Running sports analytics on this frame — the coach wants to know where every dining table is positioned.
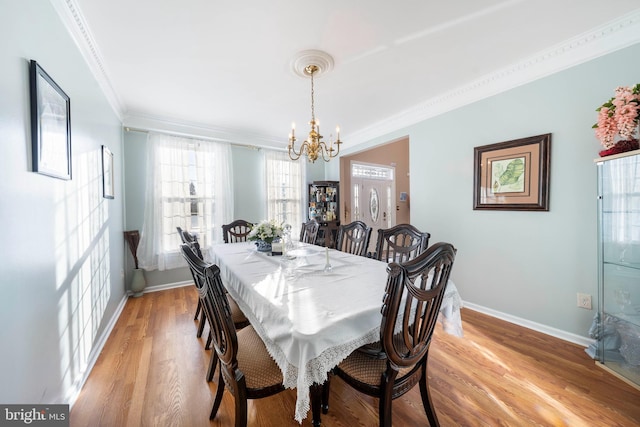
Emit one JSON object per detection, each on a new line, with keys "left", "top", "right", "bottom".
{"left": 209, "top": 241, "right": 463, "bottom": 424}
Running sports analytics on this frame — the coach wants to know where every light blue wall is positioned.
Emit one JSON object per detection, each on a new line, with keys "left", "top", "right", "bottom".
{"left": 0, "top": 0, "right": 125, "bottom": 404}
{"left": 349, "top": 42, "right": 640, "bottom": 337}
{"left": 231, "top": 145, "right": 266, "bottom": 222}
{"left": 306, "top": 158, "right": 326, "bottom": 183}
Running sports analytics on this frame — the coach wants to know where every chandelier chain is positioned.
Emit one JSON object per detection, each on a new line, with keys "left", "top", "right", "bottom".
{"left": 310, "top": 69, "right": 315, "bottom": 123}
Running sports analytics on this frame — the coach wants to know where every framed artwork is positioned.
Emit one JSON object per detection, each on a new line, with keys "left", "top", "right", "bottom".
{"left": 102, "top": 145, "right": 114, "bottom": 199}
{"left": 473, "top": 134, "right": 551, "bottom": 211}
{"left": 29, "top": 60, "right": 71, "bottom": 180}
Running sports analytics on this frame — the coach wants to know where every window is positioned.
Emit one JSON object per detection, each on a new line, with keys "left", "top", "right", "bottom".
{"left": 264, "top": 150, "right": 305, "bottom": 236}
{"left": 352, "top": 162, "right": 394, "bottom": 180}
{"left": 138, "top": 132, "right": 233, "bottom": 271}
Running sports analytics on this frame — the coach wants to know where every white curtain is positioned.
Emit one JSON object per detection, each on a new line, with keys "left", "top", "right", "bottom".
{"left": 264, "top": 150, "right": 306, "bottom": 236}
{"left": 138, "top": 132, "right": 233, "bottom": 271}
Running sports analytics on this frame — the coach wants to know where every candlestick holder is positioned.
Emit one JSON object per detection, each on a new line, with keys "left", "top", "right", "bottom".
{"left": 324, "top": 247, "right": 332, "bottom": 273}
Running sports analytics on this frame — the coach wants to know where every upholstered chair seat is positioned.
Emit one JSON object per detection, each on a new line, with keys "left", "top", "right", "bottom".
{"left": 235, "top": 326, "right": 284, "bottom": 389}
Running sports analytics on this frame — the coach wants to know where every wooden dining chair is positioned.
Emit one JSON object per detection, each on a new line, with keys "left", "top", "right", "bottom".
{"left": 179, "top": 229, "right": 249, "bottom": 359}
{"left": 181, "top": 243, "right": 251, "bottom": 382}
{"left": 300, "top": 220, "right": 320, "bottom": 245}
{"left": 177, "top": 226, "right": 199, "bottom": 246}
{"left": 222, "top": 219, "right": 253, "bottom": 243}
{"left": 335, "top": 221, "right": 372, "bottom": 257}
{"left": 332, "top": 242, "right": 457, "bottom": 427}
{"left": 177, "top": 227, "right": 207, "bottom": 336}
{"left": 373, "top": 223, "right": 430, "bottom": 263}
{"left": 180, "top": 243, "right": 286, "bottom": 426}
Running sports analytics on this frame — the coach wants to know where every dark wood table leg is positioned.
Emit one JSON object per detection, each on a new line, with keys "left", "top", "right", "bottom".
{"left": 310, "top": 383, "right": 323, "bottom": 427}
{"left": 322, "top": 374, "right": 331, "bottom": 414}
{"left": 310, "top": 373, "right": 332, "bottom": 426}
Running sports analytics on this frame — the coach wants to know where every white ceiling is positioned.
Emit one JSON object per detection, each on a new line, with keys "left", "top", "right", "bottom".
{"left": 57, "top": 0, "right": 640, "bottom": 149}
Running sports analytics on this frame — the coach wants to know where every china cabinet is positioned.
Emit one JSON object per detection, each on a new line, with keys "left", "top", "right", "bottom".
{"left": 596, "top": 150, "right": 640, "bottom": 390}
{"left": 308, "top": 181, "right": 340, "bottom": 247}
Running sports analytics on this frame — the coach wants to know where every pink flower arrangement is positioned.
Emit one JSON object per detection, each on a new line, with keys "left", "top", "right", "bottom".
{"left": 594, "top": 84, "right": 640, "bottom": 149}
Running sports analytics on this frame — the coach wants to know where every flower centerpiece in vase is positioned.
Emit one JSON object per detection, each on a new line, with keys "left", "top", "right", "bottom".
{"left": 594, "top": 84, "right": 640, "bottom": 157}
{"left": 247, "top": 220, "right": 284, "bottom": 253}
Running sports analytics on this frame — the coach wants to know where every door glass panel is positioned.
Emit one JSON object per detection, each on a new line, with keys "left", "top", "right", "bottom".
{"left": 370, "top": 188, "right": 379, "bottom": 222}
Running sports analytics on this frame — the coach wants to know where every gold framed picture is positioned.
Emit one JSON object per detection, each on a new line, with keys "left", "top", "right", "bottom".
{"left": 473, "top": 134, "right": 551, "bottom": 211}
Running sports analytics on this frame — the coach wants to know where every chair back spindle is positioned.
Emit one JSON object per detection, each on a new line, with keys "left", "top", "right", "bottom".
{"left": 222, "top": 220, "right": 253, "bottom": 243}
{"left": 374, "top": 223, "right": 430, "bottom": 263}
{"left": 336, "top": 221, "right": 372, "bottom": 257}
{"left": 300, "top": 220, "right": 320, "bottom": 245}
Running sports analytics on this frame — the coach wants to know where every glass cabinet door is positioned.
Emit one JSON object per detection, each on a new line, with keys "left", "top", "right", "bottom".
{"left": 597, "top": 153, "right": 640, "bottom": 386}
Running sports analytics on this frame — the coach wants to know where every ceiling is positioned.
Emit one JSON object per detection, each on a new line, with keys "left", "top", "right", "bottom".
{"left": 59, "top": 0, "right": 640, "bottom": 150}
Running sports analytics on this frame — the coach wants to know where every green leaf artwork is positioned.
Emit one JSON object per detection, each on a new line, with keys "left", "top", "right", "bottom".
{"left": 491, "top": 157, "right": 525, "bottom": 193}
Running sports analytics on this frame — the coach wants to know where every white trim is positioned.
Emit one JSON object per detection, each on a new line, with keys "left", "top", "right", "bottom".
{"left": 49, "top": 0, "right": 125, "bottom": 120}
{"left": 132, "top": 280, "right": 192, "bottom": 295}
{"left": 54, "top": 1, "right": 640, "bottom": 148}
{"left": 347, "top": 10, "right": 640, "bottom": 146}
{"left": 123, "top": 113, "right": 283, "bottom": 148}
{"left": 65, "top": 282, "right": 596, "bottom": 408}
{"left": 463, "top": 302, "right": 595, "bottom": 348}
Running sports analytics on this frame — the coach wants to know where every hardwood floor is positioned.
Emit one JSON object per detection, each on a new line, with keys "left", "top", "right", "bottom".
{"left": 70, "top": 286, "right": 640, "bottom": 426}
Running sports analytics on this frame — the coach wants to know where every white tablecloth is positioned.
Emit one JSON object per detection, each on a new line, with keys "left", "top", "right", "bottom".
{"left": 210, "top": 242, "right": 463, "bottom": 423}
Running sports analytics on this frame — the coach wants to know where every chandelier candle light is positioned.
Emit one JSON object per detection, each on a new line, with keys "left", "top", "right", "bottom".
{"left": 288, "top": 61, "right": 342, "bottom": 163}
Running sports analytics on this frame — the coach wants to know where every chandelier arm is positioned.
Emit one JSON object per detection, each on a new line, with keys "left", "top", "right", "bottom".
{"left": 318, "top": 141, "right": 339, "bottom": 162}
{"left": 288, "top": 139, "right": 306, "bottom": 161}
{"left": 320, "top": 142, "right": 331, "bottom": 163}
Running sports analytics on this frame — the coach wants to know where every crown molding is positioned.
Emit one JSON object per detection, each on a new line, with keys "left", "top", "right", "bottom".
{"left": 53, "top": 0, "right": 640, "bottom": 147}
{"left": 347, "top": 9, "right": 640, "bottom": 146}
{"left": 122, "top": 112, "right": 284, "bottom": 148}
{"left": 50, "top": 0, "right": 125, "bottom": 120}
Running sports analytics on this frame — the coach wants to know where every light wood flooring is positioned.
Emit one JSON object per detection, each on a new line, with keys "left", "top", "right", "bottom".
{"left": 70, "top": 286, "right": 640, "bottom": 426}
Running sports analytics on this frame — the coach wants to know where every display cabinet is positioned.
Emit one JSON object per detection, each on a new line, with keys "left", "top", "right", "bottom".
{"left": 596, "top": 150, "right": 640, "bottom": 389}
{"left": 308, "top": 181, "right": 340, "bottom": 248}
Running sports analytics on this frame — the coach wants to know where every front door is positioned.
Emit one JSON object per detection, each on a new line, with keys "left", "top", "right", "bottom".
{"left": 350, "top": 162, "right": 396, "bottom": 254}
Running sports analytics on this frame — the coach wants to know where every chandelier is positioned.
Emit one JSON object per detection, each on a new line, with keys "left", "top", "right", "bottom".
{"left": 288, "top": 60, "right": 342, "bottom": 163}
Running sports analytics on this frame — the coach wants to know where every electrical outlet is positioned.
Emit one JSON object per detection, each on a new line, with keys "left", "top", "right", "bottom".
{"left": 577, "top": 293, "right": 592, "bottom": 310}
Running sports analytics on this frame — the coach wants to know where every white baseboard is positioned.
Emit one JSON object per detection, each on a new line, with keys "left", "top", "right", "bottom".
{"left": 463, "top": 302, "right": 595, "bottom": 348}
{"left": 67, "top": 284, "right": 594, "bottom": 408}
{"left": 66, "top": 293, "right": 128, "bottom": 408}
{"left": 138, "top": 280, "right": 192, "bottom": 294}
{"left": 67, "top": 279, "right": 194, "bottom": 408}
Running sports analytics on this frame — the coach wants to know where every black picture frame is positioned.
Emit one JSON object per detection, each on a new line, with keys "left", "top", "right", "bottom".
{"left": 102, "top": 145, "right": 114, "bottom": 199}
{"left": 473, "top": 134, "right": 551, "bottom": 211}
{"left": 30, "top": 60, "right": 71, "bottom": 180}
